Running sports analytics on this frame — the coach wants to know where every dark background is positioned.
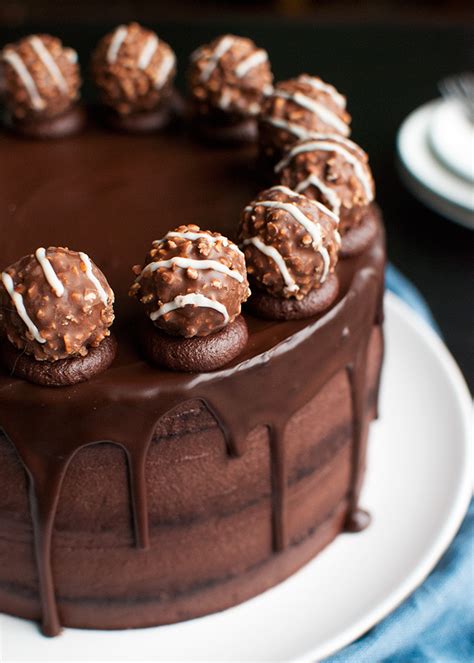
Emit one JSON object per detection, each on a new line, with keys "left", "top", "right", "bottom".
{"left": 1, "top": 1, "right": 473, "bottom": 390}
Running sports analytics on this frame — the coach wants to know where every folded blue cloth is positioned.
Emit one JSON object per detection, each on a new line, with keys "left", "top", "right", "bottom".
{"left": 385, "top": 263, "right": 441, "bottom": 335}
{"left": 326, "top": 264, "right": 473, "bottom": 663}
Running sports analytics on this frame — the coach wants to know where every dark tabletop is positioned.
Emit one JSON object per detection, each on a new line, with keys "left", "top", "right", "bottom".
{"left": 2, "top": 19, "right": 473, "bottom": 390}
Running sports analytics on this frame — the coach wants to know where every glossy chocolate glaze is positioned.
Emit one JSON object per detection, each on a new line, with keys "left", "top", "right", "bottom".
{"left": 0, "top": 121, "right": 384, "bottom": 636}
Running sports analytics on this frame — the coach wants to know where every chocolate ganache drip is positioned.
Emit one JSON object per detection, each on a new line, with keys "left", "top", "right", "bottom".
{"left": 0, "top": 71, "right": 384, "bottom": 632}
{"left": 0, "top": 249, "right": 383, "bottom": 635}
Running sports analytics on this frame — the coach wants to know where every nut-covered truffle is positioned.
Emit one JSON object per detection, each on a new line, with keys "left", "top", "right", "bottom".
{"left": 276, "top": 134, "right": 375, "bottom": 234}
{"left": 238, "top": 185, "right": 340, "bottom": 300}
{"left": 1, "top": 34, "right": 80, "bottom": 120}
{"left": 91, "top": 22, "right": 176, "bottom": 115}
{"left": 0, "top": 247, "right": 114, "bottom": 362}
{"left": 259, "top": 74, "right": 350, "bottom": 162}
{"left": 188, "top": 34, "right": 273, "bottom": 120}
{"left": 130, "top": 225, "right": 250, "bottom": 338}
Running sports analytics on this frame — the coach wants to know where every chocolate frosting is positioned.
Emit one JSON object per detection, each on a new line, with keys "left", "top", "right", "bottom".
{"left": 4, "top": 104, "right": 86, "bottom": 139}
{"left": 0, "top": 126, "right": 384, "bottom": 636}
{"left": 248, "top": 272, "right": 339, "bottom": 320}
{"left": 1, "top": 333, "right": 117, "bottom": 386}
{"left": 141, "top": 315, "right": 248, "bottom": 371}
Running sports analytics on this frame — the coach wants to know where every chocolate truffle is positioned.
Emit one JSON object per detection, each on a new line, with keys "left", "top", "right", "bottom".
{"left": 130, "top": 225, "right": 250, "bottom": 338}
{"left": 238, "top": 185, "right": 340, "bottom": 301}
{"left": 259, "top": 74, "right": 350, "bottom": 163}
{"left": 276, "top": 134, "right": 375, "bottom": 235}
{"left": 188, "top": 34, "right": 273, "bottom": 141}
{"left": 91, "top": 22, "right": 177, "bottom": 124}
{"left": 0, "top": 247, "right": 114, "bottom": 362}
{"left": 1, "top": 34, "right": 82, "bottom": 136}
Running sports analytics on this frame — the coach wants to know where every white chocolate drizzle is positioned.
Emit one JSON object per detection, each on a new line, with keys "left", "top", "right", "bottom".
{"left": 311, "top": 199, "right": 340, "bottom": 224}
{"left": 200, "top": 35, "right": 235, "bottom": 82}
{"left": 2, "top": 50, "right": 45, "bottom": 110}
{"left": 294, "top": 173, "right": 342, "bottom": 214}
{"left": 235, "top": 50, "right": 268, "bottom": 78}
{"left": 265, "top": 185, "right": 337, "bottom": 227}
{"left": 190, "top": 46, "right": 203, "bottom": 62}
{"left": 29, "top": 36, "right": 68, "bottom": 94}
{"left": 65, "top": 48, "right": 78, "bottom": 64}
{"left": 35, "top": 248, "right": 65, "bottom": 297}
{"left": 276, "top": 138, "right": 373, "bottom": 201}
{"left": 218, "top": 89, "right": 232, "bottom": 110}
{"left": 248, "top": 101, "right": 261, "bottom": 116}
{"left": 107, "top": 26, "right": 128, "bottom": 64}
{"left": 140, "top": 257, "right": 244, "bottom": 283}
{"left": 138, "top": 35, "right": 158, "bottom": 70}
{"left": 243, "top": 237, "right": 298, "bottom": 293}
{"left": 247, "top": 186, "right": 335, "bottom": 284}
{"left": 154, "top": 50, "right": 175, "bottom": 89}
{"left": 150, "top": 293, "right": 229, "bottom": 324}
{"left": 269, "top": 185, "right": 338, "bottom": 222}
{"left": 79, "top": 252, "right": 109, "bottom": 305}
{"left": 298, "top": 75, "right": 346, "bottom": 108}
{"left": 319, "top": 246, "right": 331, "bottom": 282}
{"left": 0, "top": 272, "right": 46, "bottom": 344}
{"left": 261, "top": 116, "right": 315, "bottom": 140}
{"left": 273, "top": 90, "right": 350, "bottom": 136}
{"left": 254, "top": 198, "right": 323, "bottom": 247}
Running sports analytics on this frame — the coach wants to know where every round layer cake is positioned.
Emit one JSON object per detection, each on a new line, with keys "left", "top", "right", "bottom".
{"left": 0, "top": 116, "right": 384, "bottom": 634}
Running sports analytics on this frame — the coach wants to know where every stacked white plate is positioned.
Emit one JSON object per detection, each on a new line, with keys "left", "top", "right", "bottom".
{"left": 397, "top": 98, "right": 474, "bottom": 229}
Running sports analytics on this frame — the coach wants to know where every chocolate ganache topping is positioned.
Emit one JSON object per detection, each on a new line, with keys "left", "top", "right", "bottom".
{"left": 91, "top": 22, "right": 176, "bottom": 116}
{"left": 0, "top": 28, "right": 385, "bottom": 637}
{"left": 188, "top": 34, "right": 273, "bottom": 120}
{"left": 259, "top": 74, "right": 351, "bottom": 162}
{"left": 276, "top": 134, "right": 375, "bottom": 235}
{"left": 129, "top": 225, "right": 250, "bottom": 337}
{"left": 0, "top": 247, "right": 114, "bottom": 361}
{"left": 1, "top": 34, "right": 80, "bottom": 121}
{"left": 238, "top": 185, "right": 340, "bottom": 300}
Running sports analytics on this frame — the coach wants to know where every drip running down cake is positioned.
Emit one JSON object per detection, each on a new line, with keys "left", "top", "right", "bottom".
{"left": 0, "top": 26, "right": 385, "bottom": 636}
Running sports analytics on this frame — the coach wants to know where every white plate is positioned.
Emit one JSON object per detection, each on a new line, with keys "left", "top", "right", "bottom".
{"left": 397, "top": 99, "right": 474, "bottom": 229}
{"left": 429, "top": 99, "right": 474, "bottom": 184}
{"left": 1, "top": 293, "right": 472, "bottom": 663}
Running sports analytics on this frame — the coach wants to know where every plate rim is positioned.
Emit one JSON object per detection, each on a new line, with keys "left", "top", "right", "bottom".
{"left": 396, "top": 158, "right": 474, "bottom": 230}
{"left": 396, "top": 98, "right": 474, "bottom": 229}
{"left": 429, "top": 99, "right": 474, "bottom": 184}
{"left": 296, "top": 291, "right": 473, "bottom": 662}
{"left": 2, "top": 293, "right": 472, "bottom": 663}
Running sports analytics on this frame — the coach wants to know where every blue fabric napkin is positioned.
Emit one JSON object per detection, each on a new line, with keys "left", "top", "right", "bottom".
{"left": 326, "top": 263, "right": 474, "bottom": 663}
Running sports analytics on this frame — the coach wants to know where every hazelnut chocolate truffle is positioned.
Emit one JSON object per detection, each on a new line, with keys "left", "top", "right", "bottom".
{"left": 1, "top": 34, "right": 82, "bottom": 137}
{"left": 276, "top": 134, "right": 375, "bottom": 235}
{"left": 0, "top": 247, "right": 114, "bottom": 362}
{"left": 188, "top": 34, "right": 273, "bottom": 141}
{"left": 91, "top": 22, "right": 176, "bottom": 125}
{"left": 238, "top": 185, "right": 340, "bottom": 302}
{"left": 259, "top": 74, "right": 350, "bottom": 163}
{"left": 130, "top": 225, "right": 250, "bottom": 338}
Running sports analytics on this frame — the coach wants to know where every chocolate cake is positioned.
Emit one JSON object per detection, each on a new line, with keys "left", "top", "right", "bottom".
{"left": 0, "top": 29, "right": 385, "bottom": 637}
